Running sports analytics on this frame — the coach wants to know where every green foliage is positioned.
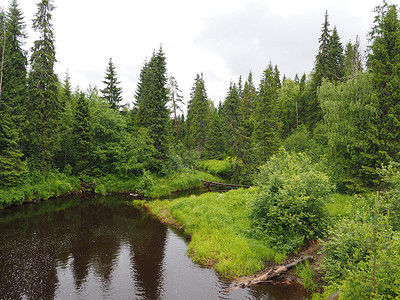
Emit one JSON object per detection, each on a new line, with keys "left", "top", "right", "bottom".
{"left": 136, "top": 169, "right": 154, "bottom": 197}
{"left": 251, "top": 148, "right": 333, "bottom": 252}
{"left": 0, "top": 171, "right": 80, "bottom": 208}
{"left": 74, "top": 92, "right": 91, "bottom": 173}
{"left": 319, "top": 72, "right": 377, "bottom": 187}
{"left": 284, "top": 125, "right": 322, "bottom": 162}
{"left": 147, "top": 188, "right": 281, "bottom": 278}
{"left": 296, "top": 260, "right": 317, "bottom": 291}
{"left": 0, "top": 111, "right": 26, "bottom": 187}
{"left": 149, "top": 169, "right": 220, "bottom": 198}
{"left": 379, "top": 162, "right": 400, "bottom": 231}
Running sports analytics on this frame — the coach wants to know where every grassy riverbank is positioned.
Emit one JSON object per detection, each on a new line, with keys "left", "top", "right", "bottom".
{"left": 0, "top": 168, "right": 221, "bottom": 209}
{"left": 0, "top": 172, "right": 80, "bottom": 209}
{"left": 146, "top": 187, "right": 285, "bottom": 278}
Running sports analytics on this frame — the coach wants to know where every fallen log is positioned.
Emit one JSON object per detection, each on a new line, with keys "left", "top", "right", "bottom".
{"left": 222, "top": 255, "right": 313, "bottom": 292}
{"left": 327, "top": 291, "right": 339, "bottom": 300}
{"left": 200, "top": 179, "right": 251, "bottom": 190}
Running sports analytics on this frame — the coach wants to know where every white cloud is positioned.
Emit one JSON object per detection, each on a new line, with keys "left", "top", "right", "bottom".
{"left": 12, "top": 0, "right": 386, "bottom": 106}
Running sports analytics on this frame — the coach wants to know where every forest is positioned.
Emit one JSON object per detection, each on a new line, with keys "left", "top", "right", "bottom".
{"left": 1, "top": 0, "right": 400, "bottom": 299}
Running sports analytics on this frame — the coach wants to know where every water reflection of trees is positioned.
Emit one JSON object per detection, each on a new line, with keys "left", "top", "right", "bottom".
{"left": 0, "top": 195, "right": 167, "bottom": 300}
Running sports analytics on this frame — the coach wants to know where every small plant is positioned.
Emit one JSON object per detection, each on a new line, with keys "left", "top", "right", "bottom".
{"left": 296, "top": 260, "right": 317, "bottom": 291}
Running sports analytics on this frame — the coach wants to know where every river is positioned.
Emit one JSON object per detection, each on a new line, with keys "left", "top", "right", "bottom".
{"left": 0, "top": 194, "right": 306, "bottom": 300}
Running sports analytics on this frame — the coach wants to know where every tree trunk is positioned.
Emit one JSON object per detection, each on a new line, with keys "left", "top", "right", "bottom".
{"left": 223, "top": 256, "right": 313, "bottom": 292}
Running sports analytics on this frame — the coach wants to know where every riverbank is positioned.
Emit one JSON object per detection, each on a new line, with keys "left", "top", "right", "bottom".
{"left": 0, "top": 169, "right": 221, "bottom": 209}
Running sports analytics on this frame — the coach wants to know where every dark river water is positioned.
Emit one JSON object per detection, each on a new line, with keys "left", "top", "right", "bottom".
{"left": 0, "top": 194, "right": 307, "bottom": 300}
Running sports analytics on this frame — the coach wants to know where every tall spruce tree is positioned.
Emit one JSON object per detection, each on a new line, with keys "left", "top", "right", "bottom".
{"left": 241, "top": 71, "right": 257, "bottom": 137}
{"left": 366, "top": 2, "right": 400, "bottom": 183}
{"left": 135, "top": 47, "right": 171, "bottom": 173}
{"left": 222, "top": 82, "right": 248, "bottom": 162}
{"left": 100, "top": 57, "right": 123, "bottom": 110}
{"left": 28, "top": 0, "right": 60, "bottom": 174}
{"left": 204, "top": 107, "right": 224, "bottom": 159}
{"left": 2, "top": 0, "right": 28, "bottom": 132}
{"left": 314, "top": 10, "right": 331, "bottom": 86}
{"left": 327, "top": 27, "right": 345, "bottom": 82}
{"left": 252, "top": 63, "right": 282, "bottom": 163}
{"left": 186, "top": 73, "right": 209, "bottom": 155}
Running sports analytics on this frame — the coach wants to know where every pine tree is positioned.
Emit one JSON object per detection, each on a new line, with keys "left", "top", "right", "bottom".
{"left": 100, "top": 57, "right": 123, "bottom": 110}
{"left": 252, "top": 63, "right": 282, "bottom": 163}
{"left": 135, "top": 46, "right": 171, "bottom": 173}
{"left": 186, "top": 73, "right": 210, "bottom": 155}
{"left": 28, "top": 0, "right": 60, "bottom": 174}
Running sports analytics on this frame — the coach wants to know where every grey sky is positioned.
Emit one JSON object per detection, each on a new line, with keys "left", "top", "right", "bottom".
{"left": 8, "top": 0, "right": 388, "bottom": 107}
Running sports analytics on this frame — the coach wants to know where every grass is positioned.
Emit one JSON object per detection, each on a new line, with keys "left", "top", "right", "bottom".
{"left": 0, "top": 172, "right": 80, "bottom": 209}
{"left": 146, "top": 187, "right": 284, "bottom": 278}
{"left": 196, "top": 159, "right": 232, "bottom": 177}
{"left": 296, "top": 260, "right": 317, "bottom": 291}
{"left": 149, "top": 169, "right": 221, "bottom": 198}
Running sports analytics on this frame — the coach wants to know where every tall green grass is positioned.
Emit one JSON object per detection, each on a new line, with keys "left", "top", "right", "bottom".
{"left": 149, "top": 169, "right": 221, "bottom": 198}
{"left": 146, "top": 187, "right": 284, "bottom": 278}
{"left": 196, "top": 159, "right": 232, "bottom": 177}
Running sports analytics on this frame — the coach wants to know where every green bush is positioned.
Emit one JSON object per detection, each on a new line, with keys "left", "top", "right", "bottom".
{"left": 251, "top": 148, "right": 333, "bottom": 252}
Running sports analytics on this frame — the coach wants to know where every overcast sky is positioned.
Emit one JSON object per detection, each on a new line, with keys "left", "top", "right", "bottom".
{"left": 6, "top": 0, "right": 389, "bottom": 107}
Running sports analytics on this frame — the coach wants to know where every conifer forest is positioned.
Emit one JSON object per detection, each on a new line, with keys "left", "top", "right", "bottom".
{"left": 1, "top": 0, "right": 400, "bottom": 299}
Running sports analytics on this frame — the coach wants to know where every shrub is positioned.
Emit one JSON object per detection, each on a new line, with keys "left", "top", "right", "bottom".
{"left": 251, "top": 148, "right": 333, "bottom": 252}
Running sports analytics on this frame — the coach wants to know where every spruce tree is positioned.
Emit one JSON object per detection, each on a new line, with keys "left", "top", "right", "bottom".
{"left": 2, "top": 0, "right": 28, "bottom": 129}
{"left": 366, "top": 2, "right": 400, "bottom": 183}
{"left": 100, "top": 57, "right": 123, "bottom": 110}
{"left": 252, "top": 63, "right": 282, "bottom": 163}
{"left": 204, "top": 108, "right": 224, "bottom": 159}
{"left": 28, "top": 0, "right": 60, "bottom": 174}
{"left": 221, "top": 82, "right": 248, "bottom": 162}
{"left": 135, "top": 47, "right": 171, "bottom": 173}
{"left": 186, "top": 73, "right": 210, "bottom": 155}
{"left": 314, "top": 10, "right": 331, "bottom": 86}
{"left": 327, "top": 27, "right": 345, "bottom": 82}
{"left": 241, "top": 71, "right": 257, "bottom": 138}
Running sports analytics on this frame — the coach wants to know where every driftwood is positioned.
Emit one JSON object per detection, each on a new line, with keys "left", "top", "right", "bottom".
{"left": 200, "top": 179, "right": 251, "bottom": 190}
{"left": 326, "top": 291, "right": 339, "bottom": 300}
{"left": 222, "top": 255, "right": 313, "bottom": 292}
